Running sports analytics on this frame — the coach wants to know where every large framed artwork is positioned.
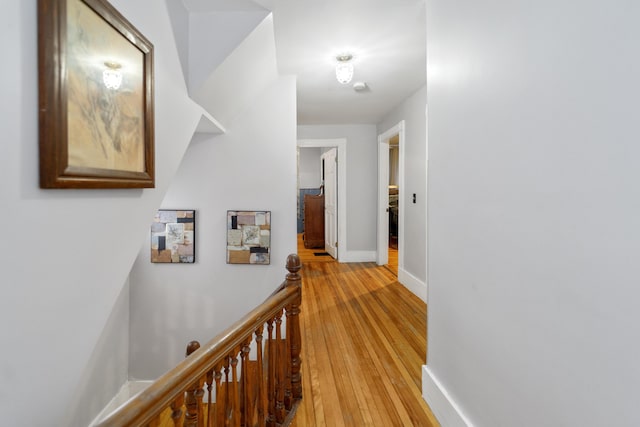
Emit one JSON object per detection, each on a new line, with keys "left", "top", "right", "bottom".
{"left": 151, "top": 210, "right": 195, "bottom": 263}
{"left": 38, "top": 0, "right": 155, "bottom": 188}
{"left": 227, "top": 211, "right": 271, "bottom": 265}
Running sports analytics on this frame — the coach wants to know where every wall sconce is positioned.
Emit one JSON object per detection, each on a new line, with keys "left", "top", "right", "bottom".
{"left": 102, "top": 61, "right": 122, "bottom": 90}
{"left": 335, "top": 54, "right": 354, "bottom": 84}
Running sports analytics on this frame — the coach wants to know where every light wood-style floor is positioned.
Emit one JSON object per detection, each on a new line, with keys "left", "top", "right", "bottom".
{"left": 387, "top": 246, "right": 398, "bottom": 276}
{"left": 297, "top": 234, "right": 336, "bottom": 264}
{"left": 293, "top": 238, "right": 438, "bottom": 426}
{"left": 296, "top": 234, "right": 398, "bottom": 276}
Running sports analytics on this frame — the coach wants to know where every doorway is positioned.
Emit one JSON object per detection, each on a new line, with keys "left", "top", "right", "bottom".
{"left": 377, "top": 121, "right": 405, "bottom": 272}
{"left": 297, "top": 138, "right": 347, "bottom": 262}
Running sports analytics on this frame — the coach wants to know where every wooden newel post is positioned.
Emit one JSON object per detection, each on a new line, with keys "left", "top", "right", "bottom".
{"left": 285, "top": 254, "right": 303, "bottom": 401}
{"left": 285, "top": 253, "right": 302, "bottom": 288}
{"left": 186, "top": 340, "right": 201, "bottom": 357}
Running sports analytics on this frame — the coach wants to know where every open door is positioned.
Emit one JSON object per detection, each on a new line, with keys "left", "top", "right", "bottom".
{"left": 377, "top": 121, "right": 405, "bottom": 268}
{"left": 322, "top": 148, "right": 338, "bottom": 259}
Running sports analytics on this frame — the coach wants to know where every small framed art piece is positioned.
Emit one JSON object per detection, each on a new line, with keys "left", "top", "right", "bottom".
{"left": 151, "top": 210, "right": 195, "bottom": 263}
{"left": 38, "top": 0, "right": 155, "bottom": 188}
{"left": 227, "top": 211, "right": 271, "bottom": 265}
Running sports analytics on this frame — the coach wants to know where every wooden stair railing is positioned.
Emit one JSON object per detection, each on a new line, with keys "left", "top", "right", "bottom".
{"left": 95, "top": 254, "right": 302, "bottom": 427}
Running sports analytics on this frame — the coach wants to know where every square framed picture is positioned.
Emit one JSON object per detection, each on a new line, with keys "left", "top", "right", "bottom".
{"left": 151, "top": 210, "right": 195, "bottom": 263}
{"left": 227, "top": 211, "right": 270, "bottom": 264}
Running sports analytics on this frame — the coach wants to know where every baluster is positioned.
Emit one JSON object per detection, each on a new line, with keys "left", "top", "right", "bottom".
{"left": 285, "top": 254, "right": 303, "bottom": 402}
{"left": 185, "top": 341, "right": 203, "bottom": 427}
{"left": 206, "top": 369, "right": 214, "bottom": 427}
{"left": 275, "top": 312, "right": 285, "bottom": 424}
{"left": 287, "top": 301, "right": 303, "bottom": 402}
{"left": 230, "top": 351, "right": 240, "bottom": 425}
{"left": 171, "top": 393, "right": 184, "bottom": 427}
{"left": 224, "top": 357, "right": 231, "bottom": 427}
{"left": 266, "top": 319, "right": 275, "bottom": 427}
{"left": 147, "top": 417, "right": 160, "bottom": 427}
{"left": 214, "top": 364, "right": 222, "bottom": 427}
{"left": 255, "top": 326, "right": 265, "bottom": 426}
{"left": 197, "top": 376, "right": 206, "bottom": 427}
{"left": 240, "top": 339, "right": 251, "bottom": 427}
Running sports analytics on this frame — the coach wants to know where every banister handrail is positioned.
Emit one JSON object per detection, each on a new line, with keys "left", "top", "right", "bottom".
{"left": 95, "top": 254, "right": 302, "bottom": 427}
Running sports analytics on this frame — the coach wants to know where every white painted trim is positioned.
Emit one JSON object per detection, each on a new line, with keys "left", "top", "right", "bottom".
{"left": 398, "top": 267, "right": 427, "bottom": 303}
{"left": 425, "top": 103, "right": 429, "bottom": 308}
{"left": 397, "top": 122, "right": 406, "bottom": 273}
{"left": 422, "top": 366, "right": 474, "bottom": 427}
{"left": 297, "top": 139, "right": 347, "bottom": 262}
{"left": 340, "top": 250, "right": 377, "bottom": 263}
{"left": 377, "top": 140, "right": 390, "bottom": 265}
{"left": 377, "top": 121, "right": 406, "bottom": 270}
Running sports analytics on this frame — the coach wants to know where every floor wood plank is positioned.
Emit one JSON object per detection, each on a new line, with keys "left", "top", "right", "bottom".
{"left": 291, "top": 242, "right": 439, "bottom": 427}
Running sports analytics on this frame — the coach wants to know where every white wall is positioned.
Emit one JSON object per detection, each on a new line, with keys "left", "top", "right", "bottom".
{"left": 188, "top": 10, "right": 269, "bottom": 92}
{"left": 298, "top": 147, "right": 322, "bottom": 189}
{"left": 66, "top": 281, "right": 130, "bottom": 426}
{"left": 129, "top": 76, "right": 297, "bottom": 379}
{"left": 425, "top": 1, "right": 640, "bottom": 426}
{"left": 0, "top": 1, "right": 204, "bottom": 425}
{"left": 192, "top": 16, "right": 279, "bottom": 127}
{"left": 297, "top": 125, "right": 378, "bottom": 254}
{"left": 378, "top": 86, "right": 427, "bottom": 286}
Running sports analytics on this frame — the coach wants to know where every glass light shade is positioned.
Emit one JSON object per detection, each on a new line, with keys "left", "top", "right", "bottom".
{"left": 102, "top": 63, "right": 122, "bottom": 90}
{"left": 335, "top": 62, "right": 354, "bottom": 84}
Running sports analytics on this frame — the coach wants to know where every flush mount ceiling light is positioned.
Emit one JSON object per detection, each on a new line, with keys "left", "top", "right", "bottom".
{"left": 335, "top": 54, "right": 354, "bottom": 84}
{"left": 102, "top": 61, "right": 123, "bottom": 90}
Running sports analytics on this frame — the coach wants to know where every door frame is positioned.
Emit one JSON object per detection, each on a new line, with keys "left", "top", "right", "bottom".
{"left": 298, "top": 138, "right": 347, "bottom": 262}
{"left": 377, "top": 121, "right": 405, "bottom": 267}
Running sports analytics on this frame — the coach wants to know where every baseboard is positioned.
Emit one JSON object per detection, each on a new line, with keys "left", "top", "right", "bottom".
{"left": 89, "top": 380, "right": 153, "bottom": 426}
{"left": 339, "top": 250, "right": 377, "bottom": 263}
{"left": 398, "top": 267, "right": 427, "bottom": 303}
{"left": 422, "top": 366, "right": 474, "bottom": 427}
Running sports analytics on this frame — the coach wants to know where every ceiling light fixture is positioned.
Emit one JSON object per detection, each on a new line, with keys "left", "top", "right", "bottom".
{"left": 102, "top": 61, "right": 123, "bottom": 90}
{"left": 335, "top": 54, "right": 354, "bottom": 84}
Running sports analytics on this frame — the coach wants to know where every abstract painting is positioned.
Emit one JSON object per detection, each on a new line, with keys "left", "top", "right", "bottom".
{"left": 227, "top": 211, "right": 271, "bottom": 264}
{"left": 151, "top": 210, "right": 195, "bottom": 263}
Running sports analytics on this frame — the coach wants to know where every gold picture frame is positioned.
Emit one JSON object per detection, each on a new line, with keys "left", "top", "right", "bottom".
{"left": 38, "top": 0, "right": 154, "bottom": 188}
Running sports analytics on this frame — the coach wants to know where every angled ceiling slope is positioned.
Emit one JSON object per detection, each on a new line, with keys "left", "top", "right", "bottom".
{"left": 191, "top": 14, "right": 280, "bottom": 126}
{"left": 165, "top": 1, "right": 273, "bottom": 133}
{"left": 179, "top": 0, "right": 271, "bottom": 92}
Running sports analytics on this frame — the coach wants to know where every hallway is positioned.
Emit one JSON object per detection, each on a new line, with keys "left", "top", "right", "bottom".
{"left": 292, "top": 243, "right": 438, "bottom": 426}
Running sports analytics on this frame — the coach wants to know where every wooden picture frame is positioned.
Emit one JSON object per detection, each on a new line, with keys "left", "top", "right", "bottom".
{"left": 38, "top": 0, "right": 154, "bottom": 188}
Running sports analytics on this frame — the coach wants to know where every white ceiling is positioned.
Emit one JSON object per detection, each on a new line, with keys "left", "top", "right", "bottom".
{"left": 181, "top": 0, "right": 426, "bottom": 125}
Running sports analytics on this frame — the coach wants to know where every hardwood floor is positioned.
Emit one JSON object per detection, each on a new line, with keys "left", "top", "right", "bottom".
{"left": 292, "top": 240, "right": 438, "bottom": 426}
{"left": 387, "top": 246, "right": 398, "bottom": 276}
{"left": 297, "top": 234, "right": 336, "bottom": 264}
